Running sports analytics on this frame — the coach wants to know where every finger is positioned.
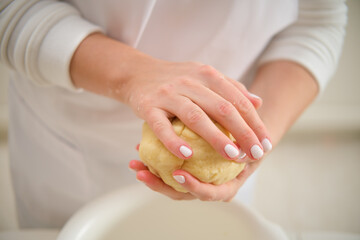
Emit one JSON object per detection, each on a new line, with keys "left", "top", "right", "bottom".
{"left": 224, "top": 79, "right": 272, "bottom": 154}
{"left": 215, "top": 78, "right": 272, "bottom": 155}
{"left": 137, "top": 170, "right": 195, "bottom": 200}
{"left": 195, "top": 66, "right": 271, "bottom": 157}
{"left": 128, "top": 160, "right": 148, "bottom": 171}
{"left": 226, "top": 77, "right": 263, "bottom": 110}
{"left": 166, "top": 96, "right": 241, "bottom": 160}
{"left": 177, "top": 84, "right": 265, "bottom": 160}
{"left": 247, "top": 92, "right": 262, "bottom": 109}
{"left": 211, "top": 77, "right": 272, "bottom": 156}
{"left": 145, "top": 108, "right": 193, "bottom": 159}
{"left": 195, "top": 65, "right": 262, "bottom": 109}
{"left": 172, "top": 170, "right": 237, "bottom": 202}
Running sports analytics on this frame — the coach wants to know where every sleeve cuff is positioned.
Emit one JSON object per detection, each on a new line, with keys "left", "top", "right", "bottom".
{"left": 37, "top": 14, "right": 103, "bottom": 92}
{"left": 258, "top": 42, "right": 331, "bottom": 94}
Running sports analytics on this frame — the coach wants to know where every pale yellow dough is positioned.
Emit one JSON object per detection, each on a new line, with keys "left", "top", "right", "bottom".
{"left": 139, "top": 118, "right": 245, "bottom": 193}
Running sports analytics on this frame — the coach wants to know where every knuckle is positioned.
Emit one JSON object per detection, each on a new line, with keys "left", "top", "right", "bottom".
{"left": 236, "top": 97, "right": 252, "bottom": 113}
{"left": 199, "top": 64, "right": 219, "bottom": 78}
{"left": 137, "top": 96, "right": 157, "bottom": 117}
{"left": 186, "top": 108, "right": 204, "bottom": 124}
{"left": 142, "top": 104, "right": 154, "bottom": 116}
{"left": 252, "top": 124, "right": 266, "bottom": 135}
{"left": 151, "top": 119, "right": 167, "bottom": 135}
{"left": 157, "top": 84, "right": 175, "bottom": 96}
{"left": 217, "top": 101, "right": 235, "bottom": 116}
{"left": 177, "top": 77, "right": 195, "bottom": 88}
{"left": 139, "top": 95, "right": 152, "bottom": 108}
{"left": 239, "top": 129, "right": 255, "bottom": 143}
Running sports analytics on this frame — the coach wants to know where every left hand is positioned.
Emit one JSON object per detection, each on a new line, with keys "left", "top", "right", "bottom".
{"left": 128, "top": 157, "right": 261, "bottom": 202}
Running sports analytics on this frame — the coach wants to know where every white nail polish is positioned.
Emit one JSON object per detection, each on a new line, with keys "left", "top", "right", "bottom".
{"left": 180, "top": 146, "right": 192, "bottom": 158}
{"left": 250, "top": 145, "right": 263, "bottom": 160}
{"left": 225, "top": 144, "right": 240, "bottom": 158}
{"left": 249, "top": 93, "right": 261, "bottom": 100}
{"left": 261, "top": 138, "right": 272, "bottom": 152}
{"left": 173, "top": 175, "right": 185, "bottom": 184}
{"left": 238, "top": 149, "right": 247, "bottom": 159}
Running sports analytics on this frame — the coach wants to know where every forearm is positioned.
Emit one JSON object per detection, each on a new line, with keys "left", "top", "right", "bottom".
{"left": 70, "top": 33, "right": 155, "bottom": 103}
{"left": 249, "top": 60, "right": 318, "bottom": 146}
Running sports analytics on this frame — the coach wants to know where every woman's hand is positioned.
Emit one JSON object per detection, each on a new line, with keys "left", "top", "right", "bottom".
{"left": 128, "top": 60, "right": 319, "bottom": 202}
{"left": 129, "top": 158, "right": 260, "bottom": 202}
{"left": 70, "top": 33, "right": 272, "bottom": 162}
{"left": 123, "top": 59, "right": 272, "bottom": 161}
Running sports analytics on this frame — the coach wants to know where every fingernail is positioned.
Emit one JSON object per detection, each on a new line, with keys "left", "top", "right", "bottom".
{"left": 238, "top": 149, "right": 247, "bottom": 159}
{"left": 250, "top": 145, "right": 263, "bottom": 160}
{"left": 224, "top": 144, "right": 240, "bottom": 158}
{"left": 173, "top": 175, "right": 185, "bottom": 184}
{"left": 261, "top": 138, "right": 272, "bottom": 152}
{"left": 235, "top": 149, "right": 247, "bottom": 163}
{"left": 180, "top": 145, "right": 192, "bottom": 158}
{"left": 249, "top": 93, "right": 261, "bottom": 100}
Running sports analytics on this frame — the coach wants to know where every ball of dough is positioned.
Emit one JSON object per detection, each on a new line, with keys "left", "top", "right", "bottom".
{"left": 139, "top": 118, "right": 245, "bottom": 193}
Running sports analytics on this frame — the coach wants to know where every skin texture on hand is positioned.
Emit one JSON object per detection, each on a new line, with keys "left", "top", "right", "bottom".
{"left": 130, "top": 60, "right": 318, "bottom": 201}
{"left": 70, "top": 33, "right": 271, "bottom": 162}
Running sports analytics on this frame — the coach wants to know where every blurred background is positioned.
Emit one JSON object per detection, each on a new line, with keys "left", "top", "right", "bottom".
{"left": 0, "top": 0, "right": 359, "bottom": 236}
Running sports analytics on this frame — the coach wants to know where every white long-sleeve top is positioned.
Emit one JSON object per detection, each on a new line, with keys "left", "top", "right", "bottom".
{"left": 0, "top": 0, "right": 347, "bottom": 228}
{"left": 1, "top": 0, "right": 347, "bottom": 92}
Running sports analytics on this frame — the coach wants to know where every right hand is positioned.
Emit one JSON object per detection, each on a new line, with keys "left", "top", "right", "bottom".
{"left": 122, "top": 59, "right": 271, "bottom": 161}
{"left": 70, "top": 33, "right": 272, "bottom": 161}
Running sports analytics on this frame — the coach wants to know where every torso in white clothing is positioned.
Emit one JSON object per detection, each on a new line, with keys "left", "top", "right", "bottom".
{"left": 9, "top": 0, "right": 297, "bottom": 227}
{"left": 13, "top": 0, "right": 298, "bottom": 164}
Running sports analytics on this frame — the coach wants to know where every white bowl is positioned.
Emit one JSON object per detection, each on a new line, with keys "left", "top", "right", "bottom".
{"left": 57, "top": 184, "right": 288, "bottom": 240}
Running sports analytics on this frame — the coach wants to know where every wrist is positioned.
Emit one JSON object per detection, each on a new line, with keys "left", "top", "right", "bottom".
{"left": 249, "top": 60, "right": 318, "bottom": 146}
{"left": 69, "top": 33, "right": 156, "bottom": 103}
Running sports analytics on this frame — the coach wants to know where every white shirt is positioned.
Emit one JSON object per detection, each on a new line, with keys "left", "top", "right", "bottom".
{"left": 0, "top": 0, "right": 347, "bottom": 227}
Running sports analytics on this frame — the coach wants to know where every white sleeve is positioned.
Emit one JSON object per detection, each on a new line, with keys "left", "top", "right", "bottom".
{"left": 258, "top": 0, "right": 347, "bottom": 93}
{"left": 0, "top": 0, "right": 103, "bottom": 91}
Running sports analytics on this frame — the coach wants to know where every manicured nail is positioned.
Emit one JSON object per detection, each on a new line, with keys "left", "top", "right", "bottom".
{"left": 173, "top": 175, "right": 185, "bottom": 184}
{"left": 180, "top": 145, "right": 192, "bottom": 158}
{"left": 235, "top": 149, "right": 247, "bottom": 163}
{"left": 238, "top": 149, "right": 247, "bottom": 159}
{"left": 250, "top": 145, "right": 263, "bottom": 160}
{"left": 224, "top": 144, "right": 240, "bottom": 158}
{"left": 249, "top": 93, "right": 261, "bottom": 100}
{"left": 261, "top": 138, "right": 272, "bottom": 152}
